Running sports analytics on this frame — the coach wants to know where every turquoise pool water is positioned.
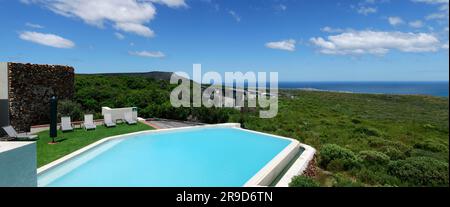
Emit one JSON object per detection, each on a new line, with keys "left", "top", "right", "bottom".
{"left": 38, "top": 127, "right": 292, "bottom": 187}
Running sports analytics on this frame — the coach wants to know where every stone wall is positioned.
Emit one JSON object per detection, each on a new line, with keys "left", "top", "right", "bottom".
{"left": 8, "top": 63, "right": 75, "bottom": 132}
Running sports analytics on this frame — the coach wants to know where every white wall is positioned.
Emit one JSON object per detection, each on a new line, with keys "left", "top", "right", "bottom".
{"left": 0, "top": 62, "right": 9, "bottom": 127}
{"left": 0, "top": 62, "right": 7, "bottom": 100}
{"left": 0, "top": 142, "right": 37, "bottom": 187}
{"left": 101, "top": 107, "right": 138, "bottom": 122}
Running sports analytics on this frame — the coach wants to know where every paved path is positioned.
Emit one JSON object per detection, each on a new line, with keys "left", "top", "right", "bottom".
{"left": 145, "top": 119, "right": 204, "bottom": 129}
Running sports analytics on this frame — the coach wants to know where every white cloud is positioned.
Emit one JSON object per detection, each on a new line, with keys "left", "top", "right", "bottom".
{"left": 21, "top": 0, "right": 187, "bottom": 38}
{"left": 412, "top": 0, "right": 449, "bottom": 21}
{"left": 19, "top": 31, "right": 75, "bottom": 48}
{"left": 265, "top": 39, "right": 296, "bottom": 51}
{"left": 275, "top": 4, "right": 287, "bottom": 11}
{"left": 357, "top": 6, "right": 377, "bottom": 15}
{"left": 200, "top": 0, "right": 220, "bottom": 11}
{"left": 321, "top": 26, "right": 344, "bottom": 33}
{"left": 310, "top": 30, "right": 441, "bottom": 55}
{"left": 114, "top": 22, "right": 154, "bottom": 38}
{"left": 149, "top": 0, "right": 187, "bottom": 8}
{"left": 442, "top": 42, "right": 449, "bottom": 49}
{"left": 19, "top": 0, "right": 36, "bottom": 4}
{"left": 353, "top": 0, "right": 390, "bottom": 15}
{"left": 409, "top": 20, "right": 424, "bottom": 28}
{"left": 364, "top": 0, "right": 392, "bottom": 3}
{"left": 388, "top": 17, "right": 404, "bottom": 26}
{"left": 229, "top": 10, "right": 241, "bottom": 22}
{"left": 25, "top": 22, "right": 44, "bottom": 29}
{"left": 114, "top": 32, "right": 125, "bottom": 40}
{"left": 412, "top": 0, "right": 448, "bottom": 4}
{"left": 129, "top": 50, "right": 165, "bottom": 58}
{"left": 426, "top": 11, "right": 449, "bottom": 20}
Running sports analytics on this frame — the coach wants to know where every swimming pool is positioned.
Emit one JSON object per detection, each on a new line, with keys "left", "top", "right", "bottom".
{"left": 38, "top": 124, "right": 312, "bottom": 187}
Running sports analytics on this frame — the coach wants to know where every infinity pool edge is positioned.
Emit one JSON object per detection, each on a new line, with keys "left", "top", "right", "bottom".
{"left": 37, "top": 123, "right": 316, "bottom": 187}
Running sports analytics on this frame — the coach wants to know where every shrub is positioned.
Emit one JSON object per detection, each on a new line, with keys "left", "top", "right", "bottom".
{"left": 289, "top": 176, "right": 320, "bottom": 187}
{"left": 367, "top": 136, "right": 388, "bottom": 148}
{"left": 58, "top": 100, "right": 83, "bottom": 121}
{"left": 410, "top": 149, "right": 449, "bottom": 162}
{"left": 354, "top": 126, "right": 382, "bottom": 137}
{"left": 414, "top": 140, "right": 448, "bottom": 153}
{"left": 423, "top": 124, "right": 437, "bottom": 130}
{"left": 391, "top": 143, "right": 412, "bottom": 157}
{"left": 191, "top": 107, "right": 232, "bottom": 124}
{"left": 351, "top": 118, "right": 362, "bottom": 124}
{"left": 326, "top": 159, "right": 347, "bottom": 171}
{"left": 355, "top": 168, "right": 401, "bottom": 186}
{"left": 332, "top": 173, "right": 364, "bottom": 187}
{"left": 262, "top": 124, "right": 277, "bottom": 132}
{"left": 380, "top": 146, "right": 405, "bottom": 160}
{"left": 358, "top": 150, "right": 390, "bottom": 166}
{"left": 367, "top": 137, "right": 412, "bottom": 156}
{"left": 319, "top": 144, "right": 361, "bottom": 171}
{"left": 388, "top": 157, "right": 449, "bottom": 186}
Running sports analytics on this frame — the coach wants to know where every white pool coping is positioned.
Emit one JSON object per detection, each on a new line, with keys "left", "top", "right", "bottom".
{"left": 37, "top": 123, "right": 316, "bottom": 187}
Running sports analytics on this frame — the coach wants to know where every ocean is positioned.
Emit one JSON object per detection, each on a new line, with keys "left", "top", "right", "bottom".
{"left": 277, "top": 82, "right": 449, "bottom": 97}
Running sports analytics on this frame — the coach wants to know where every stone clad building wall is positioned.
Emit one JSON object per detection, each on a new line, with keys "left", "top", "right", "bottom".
{"left": 6, "top": 63, "right": 75, "bottom": 132}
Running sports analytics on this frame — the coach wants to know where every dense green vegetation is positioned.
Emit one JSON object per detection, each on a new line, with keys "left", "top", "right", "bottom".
{"left": 74, "top": 75, "right": 234, "bottom": 123}
{"left": 37, "top": 123, "right": 153, "bottom": 167}
{"left": 232, "top": 90, "right": 449, "bottom": 187}
{"left": 289, "top": 176, "right": 320, "bottom": 187}
{"left": 72, "top": 74, "right": 449, "bottom": 187}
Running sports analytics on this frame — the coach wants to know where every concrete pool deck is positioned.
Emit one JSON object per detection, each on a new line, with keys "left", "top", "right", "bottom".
{"left": 0, "top": 141, "right": 37, "bottom": 187}
{"left": 144, "top": 118, "right": 205, "bottom": 129}
{"left": 37, "top": 123, "right": 315, "bottom": 187}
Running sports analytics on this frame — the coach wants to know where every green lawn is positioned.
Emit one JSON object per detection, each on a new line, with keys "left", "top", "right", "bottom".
{"left": 36, "top": 122, "right": 154, "bottom": 167}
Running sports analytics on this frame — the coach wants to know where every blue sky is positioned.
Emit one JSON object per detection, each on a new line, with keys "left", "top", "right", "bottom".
{"left": 0, "top": 0, "right": 448, "bottom": 81}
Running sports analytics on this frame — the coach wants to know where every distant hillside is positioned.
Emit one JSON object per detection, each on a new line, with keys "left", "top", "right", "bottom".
{"left": 78, "top": 71, "right": 183, "bottom": 82}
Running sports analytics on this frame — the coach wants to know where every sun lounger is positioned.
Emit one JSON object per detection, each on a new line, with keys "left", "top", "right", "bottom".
{"left": 104, "top": 113, "right": 116, "bottom": 128}
{"left": 61, "top": 116, "right": 74, "bottom": 132}
{"left": 124, "top": 112, "right": 137, "bottom": 125}
{"left": 2, "top": 126, "right": 38, "bottom": 141}
{"left": 84, "top": 114, "right": 97, "bottom": 130}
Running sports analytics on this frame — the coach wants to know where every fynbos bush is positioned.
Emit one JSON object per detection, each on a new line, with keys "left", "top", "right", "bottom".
{"left": 380, "top": 146, "right": 405, "bottom": 160}
{"left": 388, "top": 157, "right": 449, "bottom": 186}
{"left": 319, "top": 144, "right": 361, "bottom": 171}
{"left": 358, "top": 150, "right": 390, "bottom": 166}
{"left": 354, "top": 126, "right": 382, "bottom": 137}
{"left": 367, "top": 137, "right": 412, "bottom": 156}
{"left": 414, "top": 140, "right": 448, "bottom": 153}
{"left": 289, "top": 176, "right": 320, "bottom": 187}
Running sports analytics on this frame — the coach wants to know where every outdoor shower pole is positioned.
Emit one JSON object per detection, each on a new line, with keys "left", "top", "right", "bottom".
{"left": 49, "top": 96, "right": 57, "bottom": 144}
